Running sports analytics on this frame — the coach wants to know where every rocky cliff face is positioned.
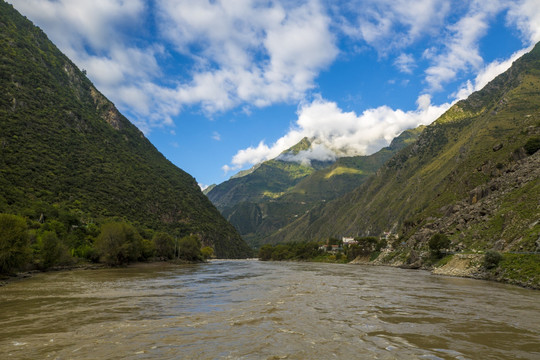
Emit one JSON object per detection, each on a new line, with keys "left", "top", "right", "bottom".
{"left": 405, "top": 148, "right": 539, "bottom": 253}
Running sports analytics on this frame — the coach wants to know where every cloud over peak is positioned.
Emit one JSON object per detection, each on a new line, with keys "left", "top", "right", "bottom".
{"left": 223, "top": 94, "right": 450, "bottom": 173}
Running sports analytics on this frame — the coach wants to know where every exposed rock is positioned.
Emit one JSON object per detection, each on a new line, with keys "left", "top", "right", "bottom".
{"left": 407, "top": 151, "right": 540, "bottom": 253}
{"left": 432, "top": 254, "right": 483, "bottom": 277}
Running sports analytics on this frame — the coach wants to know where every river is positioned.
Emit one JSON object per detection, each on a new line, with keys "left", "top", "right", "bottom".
{"left": 1, "top": 260, "right": 539, "bottom": 359}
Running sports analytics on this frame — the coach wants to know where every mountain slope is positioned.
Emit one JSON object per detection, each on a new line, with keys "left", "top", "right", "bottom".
{"left": 267, "top": 43, "right": 540, "bottom": 256}
{"left": 206, "top": 138, "right": 334, "bottom": 210}
{"left": 211, "top": 128, "right": 423, "bottom": 247}
{"left": 0, "top": 1, "right": 251, "bottom": 258}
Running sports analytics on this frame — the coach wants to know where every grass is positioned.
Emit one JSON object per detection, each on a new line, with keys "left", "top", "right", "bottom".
{"left": 494, "top": 253, "right": 540, "bottom": 288}
{"left": 324, "top": 167, "right": 363, "bottom": 179}
{"left": 434, "top": 254, "right": 454, "bottom": 268}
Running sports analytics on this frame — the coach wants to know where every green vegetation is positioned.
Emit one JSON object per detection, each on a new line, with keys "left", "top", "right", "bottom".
{"left": 258, "top": 242, "right": 323, "bottom": 261}
{"left": 489, "top": 254, "right": 540, "bottom": 288}
{"left": 524, "top": 136, "right": 540, "bottom": 155}
{"left": 483, "top": 250, "right": 503, "bottom": 269}
{"left": 201, "top": 246, "right": 214, "bottom": 260}
{"left": 177, "top": 235, "right": 203, "bottom": 262}
{"left": 0, "top": 214, "right": 29, "bottom": 274}
{"left": 428, "top": 233, "right": 451, "bottom": 259}
{"left": 152, "top": 232, "right": 175, "bottom": 260}
{"left": 0, "top": 0, "right": 251, "bottom": 264}
{"left": 209, "top": 127, "right": 423, "bottom": 248}
{"left": 257, "top": 236, "right": 388, "bottom": 263}
{"left": 0, "top": 213, "right": 220, "bottom": 274}
{"left": 264, "top": 41, "right": 540, "bottom": 264}
{"left": 96, "top": 222, "right": 143, "bottom": 266}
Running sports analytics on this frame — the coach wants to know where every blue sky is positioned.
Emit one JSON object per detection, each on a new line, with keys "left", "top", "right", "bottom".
{"left": 9, "top": 0, "right": 540, "bottom": 188}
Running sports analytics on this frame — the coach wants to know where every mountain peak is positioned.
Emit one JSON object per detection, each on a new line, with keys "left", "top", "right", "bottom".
{"left": 281, "top": 137, "right": 312, "bottom": 155}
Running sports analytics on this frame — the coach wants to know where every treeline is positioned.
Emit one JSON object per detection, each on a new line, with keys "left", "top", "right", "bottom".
{"left": 258, "top": 242, "right": 323, "bottom": 261}
{"left": 0, "top": 211, "right": 214, "bottom": 275}
{"left": 258, "top": 236, "right": 388, "bottom": 262}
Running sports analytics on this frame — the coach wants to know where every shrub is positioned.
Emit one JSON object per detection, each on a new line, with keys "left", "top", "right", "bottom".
{"left": 40, "top": 230, "right": 71, "bottom": 268}
{"left": 258, "top": 244, "right": 273, "bottom": 261}
{"left": 177, "top": 235, "right": 202, "bottom": 262}
{"left": 428, "top": 233, "right": 451, "bottom": 258}
{"left": 152, "top": 232, "right": 174, "bottom": 259}
{"left": 95, "top": 222, "right": 142, "bottom": 265}
{"left": 201, "top": 246, "right": 214, "bottom": 260}
{"left": 483, "top": 250, "right": 503, "bottom": 269}
{"left": 141, "top": 239, "right": 155, "bottom": 260}
{"left": 0, "top": 214, "right": 30, "bottom": 274}
{"left": 524, "top": 137, "right": 540, "bottom": 155}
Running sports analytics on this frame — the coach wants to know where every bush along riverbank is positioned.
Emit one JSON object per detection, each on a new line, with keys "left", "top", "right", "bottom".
{"left": 258, "top": 235, "right": 540, "bottom": 290}
{"left": 258, "top": 237, "right": 388, "bottom": 264}
{"left": 0, "top": 213, "right": 215, "bottom": 283}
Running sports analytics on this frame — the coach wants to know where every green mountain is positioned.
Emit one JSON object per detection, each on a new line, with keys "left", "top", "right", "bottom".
{"left": 266, "top": 43, "right": 540, "bottom": 260}
{"left": 206, "top": 138, "right": 334, "bottom": 210}
{"left": 0, "top": 1, "right": 251, "bottom": 258}
{"left": 208, "top": 128, "right": 422, "bottom": 247}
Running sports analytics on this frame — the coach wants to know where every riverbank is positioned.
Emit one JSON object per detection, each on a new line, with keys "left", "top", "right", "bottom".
{"left": 0, "top": 263, "right": 107, "bottom": 287}
{"left": 350, "top": 251, "right": 540, "bottom": 290}
{"left": 0, "top": 259, "right": 207, "bottom": 287}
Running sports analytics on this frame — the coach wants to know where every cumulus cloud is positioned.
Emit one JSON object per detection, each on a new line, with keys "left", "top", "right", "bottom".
{"left": 157, "top": 0, "right": 338, "bottom": 114}
{"left": 11, "top": 0, "right": 145, "bottom": 51}
{"left": 10, "top": 0, "right": 337, "bottom": 131}
{"left": 223, "top": 95, "right": 450, "bottom": 173}
{"left": 9, "top": 0, "right": 164, "bottom": 130}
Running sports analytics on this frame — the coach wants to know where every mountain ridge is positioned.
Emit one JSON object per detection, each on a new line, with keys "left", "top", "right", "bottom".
{"left": 207, "top": 127, "right": 424, "bottom": 247}
{"left": 265, "top": 43, "right": 540, "bottom": 260}
{"left": 0, "top": 0, "right": 251, "bottom": 259}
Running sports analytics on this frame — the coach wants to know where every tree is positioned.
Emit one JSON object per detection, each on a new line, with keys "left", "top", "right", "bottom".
{"left": 524, "top": 137, "right": 540, "bottom": 155}
{"left": 153, "top": 232, "right": 174, "bottom": 259}
{"left": 483, "top": 250, "right": 503, "bottom": 269}
{"left": 428, "top": 233, "right": 451, "bottom": 258}
{"left": 356, "top": 236, "right": 378, "bottom": 255}
{"left": 258, "top": 244, "right": 273, "bottom": 261}
{"left": 0, "top": 213, "right": 30, "bottom": 274}
{"left": 177, "top": 235, "right": 202, "bottom": 262}
{"left": 201, "top": 246, "right": 214, "bottom": 260}
{"left": 40, "top": 230, "right": 70, "bottom": 269}
{"left": 95, "top": 222, "right": 142, "bottom": 265}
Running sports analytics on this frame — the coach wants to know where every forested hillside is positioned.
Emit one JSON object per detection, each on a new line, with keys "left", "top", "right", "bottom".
{"left": 0, "top": 0, "right": 251, "bottom": 272}
{"left": 208, "top": 128, "right": 422, "bottom": 247}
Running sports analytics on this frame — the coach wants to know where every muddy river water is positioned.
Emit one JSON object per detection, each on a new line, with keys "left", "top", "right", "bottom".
{"left": 1, "top": 260, "right": 539, "bottom": 359}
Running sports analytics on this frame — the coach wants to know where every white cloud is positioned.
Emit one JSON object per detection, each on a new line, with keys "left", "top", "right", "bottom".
{"left": 339, "top": 0, "right": 451, "bottom": 52}
{"left": 424, "top": 1, "right": 504, "bottom": 91}
{"left": 454, "top": 46, "right": 531, "bottom": 100}
{"left": 10, "top": 0, "right": 145, "bottom": 51}
{"left": 223, "top": 95, "right": 450, "bottom": 173}
{"left": 394, "top": 53, "right": 416, "bottom": 73}
{"left": 156, "top": 0, "right": 337, "bottom": 115}
{"left": 278, "top": 144, "right": 337, "bottom": 166}
{"left": 212, "top": 132, "right": 221, "bottom": 141}
{"left": 507, "top": 0, "right": 540, "bottom": 44}
{"left": 10, "top": 0, "right": 337, "bottom": 132}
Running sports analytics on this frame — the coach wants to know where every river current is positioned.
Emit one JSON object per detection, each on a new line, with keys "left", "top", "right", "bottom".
{"left": 1, "top": 260, "right": 539, "bottom": 359}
